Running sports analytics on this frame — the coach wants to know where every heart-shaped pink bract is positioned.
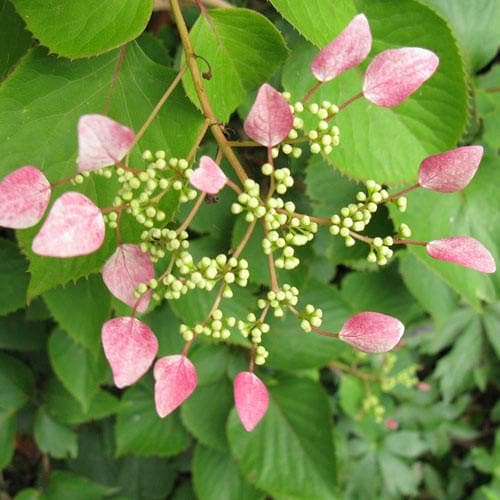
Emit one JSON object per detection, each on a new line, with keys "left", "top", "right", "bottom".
{"left": 233, "top": 371, "right": 269, "bottom": 432}
{"left": 418, "top": 146, "right": 483, "bottom": 193}
{"left": 32, "top": 192, "right": 105, "bottom": 257}
{"left": 102, "top": 317, "right": 158, "bottom": 389}
{"left": 189, "top": 156, "right": 227, "bottom": 194}
{"left": 311, "top": 14, "right": 372, "bottom": 82}
{"left": 339, "top": 312, "right": 405, "bottom": 353}
{"left": 102, "top": 244, "right": 154, "bottom": 312}
{"left": 78, "top": 114, "right": 135, "bottom": 172}
{"left": 154, "top": 355, "right": 197, "bottom": 418}
{"left": 244, "top": 83, "right": 294, "bottom": 147}
{"left": 426, "top": 236, "right": 496, "bottom": 273}
{"left": 0, "top": 166, "right": 51, "bottom": 229}
{"left": 363, "top": 47, "right": 439, "bottom": 107}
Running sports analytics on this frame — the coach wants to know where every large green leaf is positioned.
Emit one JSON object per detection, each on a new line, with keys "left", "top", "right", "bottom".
{"left": 48, "top": 329, "right": 108, "bottom": 412}
{"left": 193, "top": 444, "right": 262, "bottom": 500}
{"left": 0, "top": 310, "right": 49, "bottom": 351}
{"left": 183, "top": 8, "right": 288, "bottom": 122}
{"left": 43, "top": 471, "right": 116, "bottom": 500}
{"left": 0, "top": 238, "right": 29, "bottom": 316}
{"left": 43, "top": 275, "right": 111, "bottom": 357}
{"left": 11, "top": 0, "right": 153, "bottom": 58}
{"left": 0, "top": 43, "right": 204, "bottom": 297}
{"left": 115, "top": 379, "right": 191, "bottom": 457}
{"left": 0, "top": 352, "right": 34, "bottom": 411}
{"left": 282, "top": 0, "right": 467, "bottom": 184}
{"left": 390, "top": 152, "right": 499, "bottom": 308}
{"left": 0, "top": 0, "right": 32, "bottom": 80}
{"left": 34, "top": 407, "right": 78, "bottom": 459}
{"left": 227, "top": 376, "right": 337, "bottom": 499}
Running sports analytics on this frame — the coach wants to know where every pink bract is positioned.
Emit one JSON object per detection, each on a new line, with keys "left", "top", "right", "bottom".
{"left": 426, "top": 236, "right": 496, "bottom": 273}
{"left": 154, "top": 355, "right": 197, "bottom": 418}
{"left": 102, "top": 244, "right": 155, "bottom": 313}
{"left": 339, "top": 311, "right": 405, "bottom": 353}
{"left": 102, "top": 317, "right": 158, "bottom": 389}
{"left": 311, "top": 14, "right": 372, "bottom": 82}
{"left": 233, "top": 371, "right": 269, "bottom": 432}
{"left": 77, "top": 114, "right": 136, "bottom": 172}
{"left": 418, "top": 146, "right": 483, "bottom": 193}
{"left": 189, "top": 156, "right": 227, "bottom": 194}
{"left": 243, "top": 83, "right": 294, "bottom": 147}
{"left": 32, "top": 192, "right": 105, "bottom": 257}
{"left": 363, "top": 47, "right": 439, "bottom": 107}
{"left": 0, "top": 166, "right": 51, "bottom": 229}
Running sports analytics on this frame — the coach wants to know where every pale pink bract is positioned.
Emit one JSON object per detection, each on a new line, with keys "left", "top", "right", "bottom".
{"left": 233, "top": 371, "right": 269, "bottom": 432}
{"left": 154, "top": 355, "right": 197, "bottom": 418}
{"left": 102, "top": 317, "right": 158, "bottom": 389}
{"left": 418, "top": 146, "right": 483, "bottom": 193}
{"left": 426, "top": 236, "right": 496, "bottom": 273}
{"left": 0, "top": 166, "right": 51, "bottom": 229}
{"left": 189, "top": 156, "right": 227, "bottom": 194}
{"left": 311, "top": 14, "right": 372, "bottom": 82}
{"left": 339, "top": 311, "right": 405, "bottom": 353}
{"left": 77, "top": 114, "right": 135, "bottom": 172}
{"left": 102, "top": 244, "right": 155, "bottom": 313}
{"left": 243, "top": 83, "right": 294, "bottom": 147}
{"left": 363, "top": 47, "right": 439, "bottom": 107}
{"left": 32, "top": 192, "right": 105, "bottom": 257}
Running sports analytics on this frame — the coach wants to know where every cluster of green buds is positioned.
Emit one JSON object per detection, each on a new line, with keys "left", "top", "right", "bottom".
{"left": 259, "top": 284, "right": 299, "bottom": 317}
{"left": 297, "top": 304, "right": 324, "bottom": 333}
{"left": 238, "top": 312, "right": 270, "bottom": 347}
{"left": 179, "top": 310, "right": 236, "bottom": 342}
{"left": 140, "top": 228, "right": 189, "bottom": 262}
{"left": 231, "top": 179, "right": 266, "bottom": 221}
{"left": 367, "top": 237, "right": 394, "bottom": 266}
{"left": 261, "top": 163, "right": 294, "bottom": 195}
{"left": 381, "top": 363, "right": 418, "bottom": 392}
{"left": 362, "top": 394, "right": 385, "bottom": 423}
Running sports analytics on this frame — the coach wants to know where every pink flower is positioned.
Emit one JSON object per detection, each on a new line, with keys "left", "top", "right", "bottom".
{"left": 363, "top": 47, "right": 439, "bottom": 107}
{"left": 426, "top": 236, "right": 496, "bottom": 273}
{"left": 102, "top": 317, "right": 158, "bottom": 389}
{"left": 339, "top": 312, "right": 405, "bottom": 353}
{"left": 385, "top": 419, "right": 399, "bottom": 430}
{"left": 0, "top": 166, "right": 51, "bottom": 229}
{"left": 102, "top": 244, "right": 155, "bottom": 312}
{"left": 244, "top": 83, "right": 293, "bottom": 147}
{"left": 311, "top": 14, "right": 372, "bottom": 82}
{"left": 77, "top": 114, "right": 135, "bottom": 172}
{"left": 154, "top": 355, "right": 197, "bottom": 418}
{"left": 32, "top": 192, "right": 105, "bottom": 257}
{"left": 418, "top": 146, "right": 483, "bottom": 193}
{"left": 189, "top": 156, "right": 227, "bottom": 194}
{"left": 233, "top": 371, "right": 269, "bottom": 431}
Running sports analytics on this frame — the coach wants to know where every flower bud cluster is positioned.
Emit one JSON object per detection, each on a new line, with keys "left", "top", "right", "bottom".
{"left": 258, "top": 284, "right": 299, "bottom": 318}
{"left": 366, "top": 236, "right": 394, "bottom": 266}
{"left": 231, "top": 179, "right": 266, "bottom": 221}
{"left": 362, "top": 394, "right": 385, "bottom": 423}
{"left": 381, "top": 362, "right": 418, "bottom": 392}
{"left": 238, "top": 312, "right": 270, "bottom": 348}
{"left": 180, "top": 310, "right": 236, "bottom": 341}
{"left": 261, "top": 163, "right": 294, "bottom": 195}
{"left": 140, "top": 228, "right": 189, "bottom": 262}
{"left": 298, "top": 304, "right": 324, "bottom": 333}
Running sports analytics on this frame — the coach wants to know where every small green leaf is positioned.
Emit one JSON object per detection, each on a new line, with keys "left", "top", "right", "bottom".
{"left": 0, "top": 238, "right": 29, "bottom": 316}
{"left": 384, "top": 431, "right": 428, "bottom": 458}
{"left": 0, "top": 352, "right": 34, "bottom": 411}
{"left": 227, "top": 376, "right": 337, "bottom": 499}
{"left": 11, "top": 0, "right": 153, "bottom": 58}
{"left": 193, "top": 444, "right": 262, "bottom": 500}
{"left": 34, "top": 407, "right": 78, "bottom": 459}
{"left": 183, "top": 8, "right": 288, "bottom": 122}
{"left": 378, "top": 451, "right": 418, "bottom": 497}
{"left": 43, "top": 471, "right": 117, "bottom": 500}
{"left": 115, "top": 379, "right": 191, "bottom": 457}
{"left": 0, "top": 409, "right": 16, "bottom": 469}
{"left": 338, "top": 375, "right": 365, "bottom": 418}
{"left": 483, "top": 303, "right": 500, "bottom": 358}
{"left": 43, "top": 275, "right": 111, "bottom": 357}
{"left": 48, "top": 329, "right": 107, "bottom": 412}
{"left": 0, "top": 310, "right": 49, "bottom": 351}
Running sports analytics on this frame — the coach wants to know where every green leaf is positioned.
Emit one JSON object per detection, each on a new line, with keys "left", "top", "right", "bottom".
{"left": 181, "top": 378, "right": 233, "bottom": 451}
{"left": 34, "top": 407, "right": 78, "bottom": 459}
{"left": 13, "top": 489, "right": 42, "bottom": 500}
{"left": 189, "top": 342, "right": 230, "bottom": 386}
{"left": 384, "top": 431, "right": 428, "bottom": 458}
{"left": 48, "top": 329, "right": 107, "bottom": 412}
{"left": 0, "top": 0, "right": 32, "bottom": 80}
{"left": 183, "top": 8, "right": 288, "bottom": 122}
{"left": 378, "top": 451, "right": 418, "bottom": 497}
{"left": 390, "top": 152, "right": 499, "bottom": 308}
{"left": 115, "top": 379, "right": 191, "bottom": 457}
{"left": 43, "top": 471, "right": 116, "bottom": 500}
{"left": 269, "top": 0, "right": 357, "bottom": 46}
{"left": 0, "top": 43, "right": 203, "bottom": 297}
{"left": 422, "top": 0, "right": 500, "bottom": 71}
{"left": 483, "top": 303, "right": 500, "bottom": 358}
{"left": 0, "top": 238, "right": 29, "bottom": 316}
{"left": 11, "top": 0, "right": 153, "bottom": 58}
{"left": 434, "top": 316, "right": 483, "bottom": 401}
{"left": 399, "top": 251, "right": 458, "bottom": 325}
{"left": 43, "top": 275, "right": 111, "bottom": 357}
{"left": 0, "top": 310, "right": 49, "bottom": 351}
{"left": 0, "top": 352, "right": 34, "bottom": 411}
{"left": 282, "top": 0, "right": 467, "bottom": 183}
{"left": 193, "top": 444, "right": 262, "bottom": 500}
{"left": 338, "top": 375, "right": 365, "bottom": 418}
{"left": 0, "top": 409, "right": 16, "bottom": 469}
{"left": 227, "top": 376, "right": 337, "bottom": 499}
